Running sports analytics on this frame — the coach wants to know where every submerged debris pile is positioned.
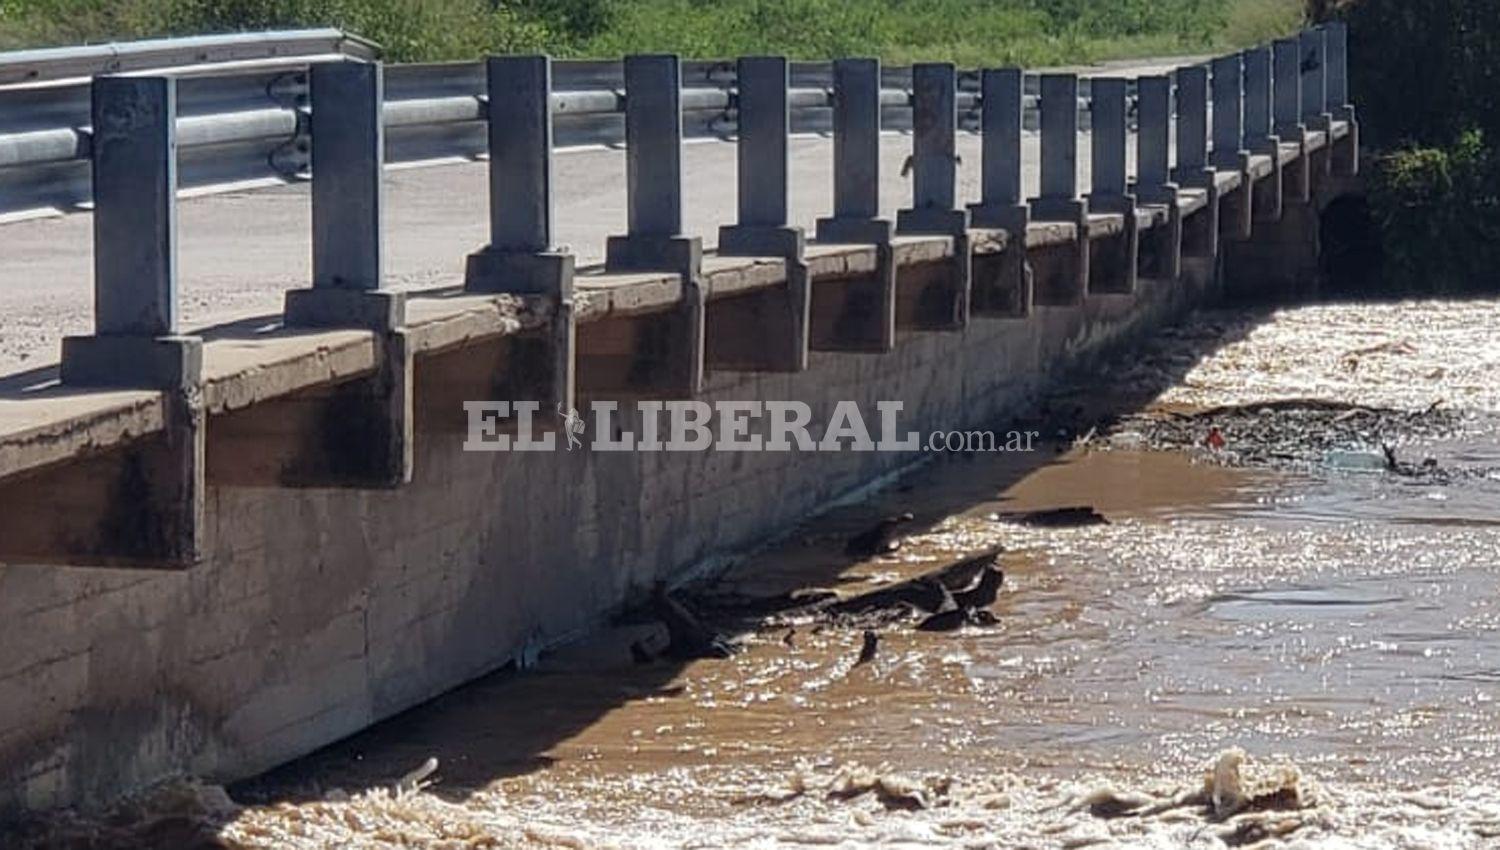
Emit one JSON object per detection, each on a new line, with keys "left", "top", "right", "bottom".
{"left": 689, "top": 546, "right": 1008, "bottom": 634}
{"left": 1103, "top": 399, "right": 1483, "bottom": 477}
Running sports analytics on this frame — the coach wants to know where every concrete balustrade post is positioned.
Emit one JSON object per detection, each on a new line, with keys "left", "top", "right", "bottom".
{"left": 1212, "top": 55, "right": 1255, "bottom": 240}
{"left": 716, "top": 55, "right": 810, "bottom": 372}
{"left": 1133, "top": 75, "right": 1182, "bottom": 280}
{"left": 816, "top": 57, "right": 894, "bottom": 244}
{"left": 282, "top": 60, "right": 412, "bottom": 486}
{"left": 62, "top": 75, "right": 202, "bottom": 391}
{"left": 285, "top": 61, "right": 406, "bottom": 331}
{"left": 467, "top": 56, "right": 575, "bottom": 292}
{"left": 811, "top": 57, "right": 896, "bottom": 352}
{"left": 895, "top": 62, "right": 971, "bottom": 329}
{"left": 969, "top": 67, "right": 1028, "bottom": 233}
{"left": 91, "top": 76, "right": 177, "bottom": 338}
{"left": 719, "top": 56, "right": 803, "bottom": 257}
{"left": 1033, "top": 74, "right": 1082, "bottom": 213}
{"left": 1300, "top": 28, "right": 1336, "bottom": 180}
{"left": 604, "top": 53, "right": 703, "bottom": 271}
{"left": 604, "top": 53, "right": 704, "bottom": 393}
{"left": 1172, "top": 66, "right": 1213, "bottom": 187}
{"left": 1088, "top": 77, "right": 1130, "bottom": 209}
{"left": 898, "top": 62, "right": 969, "bottom": 235}
{"left": 1326, "top": 22, "right": 1351, "bottom": 117}
{"left": 1274, "top": 36, "right": 1313, "bottom": 201}
{"left": 1323, "top": 22, "right": 1360, "bottom": 176}
{"left": 1273, "top": 37, "right": 1305, "bottom": 140}
{"left": 1241, "top": 46, "right": 1284, "bottom": 223}
{"left": 1086, "top": 76, "right": 1138, "bottom": 294}
{"left": 488, "top": 56, "right": 553, "bottom": 253}
{"left": 1135, "top": 75, "right": 1176, "bottom": 205}
{"left": 1028, "top": 73, "right": 1088, "bottom": 304}
{"left": 968, "top": 67, "right": 1032, "bottom": 317}
{"left": 1173, "top": 66, "right": 1220, "bottom": 259}
{"left": 465, "top": 54, "right": 576, "bottom": 412}
{"left": 1211, "top": 55, "right": 1247, "bottom": 168}
{"left": 58, "top": 74, "right": 204, "bottom": 566}
{"left": 1300, "top": 28, "right": 1331, "bottom": 128}
{"left": 1242, "top": 47, "right": 1278, "bottom": 154}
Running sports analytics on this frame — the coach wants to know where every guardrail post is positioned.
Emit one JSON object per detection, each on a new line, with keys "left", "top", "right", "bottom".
{"left": 465, "top": 54, "right": 576, "bottom": 413}
{"left": 603, "top": 53, "right": 704, "bottom": 395}
{"left": 897, "top": 62, "right": 970, "bottom": 329}
{"left": 1274, "top": 36, "right": 1312, "bottom": 202}
{"left": 1212, "top": 55, "right": 1254, "bottom": 240}
{"left": 1028, "top": 73, "right": 1088, "bottom": 305}
{"left": 968, "top": 67, "right": 1031, "bottom": 316}
{"left": 1324, "top": 22, "right": 1359, "bottom": 176}
{"left": 1133, "top": 75, "right": 1182, "bottom": 280}
{"left": 1086, "top": 76, "right": 1138, "bottom": 294}
{"left": 280, "top": 60, "right": 412, "bottom": 487}
{"left": 56, "top": 74, "right": 203, "bottom": 566}
{"left": 714, "top": 55, "right": 810, "bottom": 372}
{"left": 814, "top": 57, "right": 896, "bottom": 351}
{"left": 1242, "top": 46, "right": 1284, "bottom": 222}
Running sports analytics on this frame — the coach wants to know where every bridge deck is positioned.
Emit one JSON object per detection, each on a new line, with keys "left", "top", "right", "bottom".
{"left": 3, "top": 127, "right": 1350, "bottom": 377}
{"left": 0, "top": 120, "right": 1351, "bottom": 486}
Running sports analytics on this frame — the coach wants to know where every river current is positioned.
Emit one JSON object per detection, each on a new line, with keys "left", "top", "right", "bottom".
{"left": 18, "top": 299, "right": 1500, "bottom": 849}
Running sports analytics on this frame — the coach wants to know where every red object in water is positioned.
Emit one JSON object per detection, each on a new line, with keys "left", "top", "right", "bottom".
{"left": 1205, "top": 427, "right": 1226, "bottom": 450}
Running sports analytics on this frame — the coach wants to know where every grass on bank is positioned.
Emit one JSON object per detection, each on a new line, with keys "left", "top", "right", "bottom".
{"left": 0, "top": 0, "right": 1305, "bottom": 64}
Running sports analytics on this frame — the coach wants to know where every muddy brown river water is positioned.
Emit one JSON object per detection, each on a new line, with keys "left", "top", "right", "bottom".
{"left": 15, "top": 300, "right": 1500, "bottom": 848}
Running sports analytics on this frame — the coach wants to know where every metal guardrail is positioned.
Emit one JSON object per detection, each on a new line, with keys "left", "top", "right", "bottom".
{"left": 0, "top": 31, "right": 1137, "bottom": 221}
{"left": 0, "top": 28, "right": 380, "bottom": 86}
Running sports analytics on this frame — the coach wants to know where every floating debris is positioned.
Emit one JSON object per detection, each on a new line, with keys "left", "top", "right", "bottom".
{"left": 994, "top": 506, "right": 1109, "bottom": 528}
{"left": 845, "top": 512, "right": 916, "bottom": 558}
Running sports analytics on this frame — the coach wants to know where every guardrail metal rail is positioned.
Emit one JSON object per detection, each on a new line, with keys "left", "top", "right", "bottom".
{"left": 0, "top": 30, "right": 1144, "bottom": 221}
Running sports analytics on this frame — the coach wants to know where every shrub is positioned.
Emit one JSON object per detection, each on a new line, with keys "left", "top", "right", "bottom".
{"left": 1335, "top": 0, "right": 1500, "bottom": 150}
{"left": 1336, "top": 0, "right": 1500, "bottom": 293}
{"left": 1367, "top": 132, "right": 1500, "bottom": 293}
{"left": 1, "top": 0, "right": 1304, "bottom": 62}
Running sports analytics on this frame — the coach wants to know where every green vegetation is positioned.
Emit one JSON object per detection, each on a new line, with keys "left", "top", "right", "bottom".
{"left": 0, "top": 0, "right": 1302, "bottom": 64}
{"left": 1334, "top": 0, "right": 1500, "bottom": 293}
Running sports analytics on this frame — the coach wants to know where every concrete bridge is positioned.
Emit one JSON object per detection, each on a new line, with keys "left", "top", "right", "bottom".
{"left": 0, "top": 26, "right": 1358, "bottom": 811}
